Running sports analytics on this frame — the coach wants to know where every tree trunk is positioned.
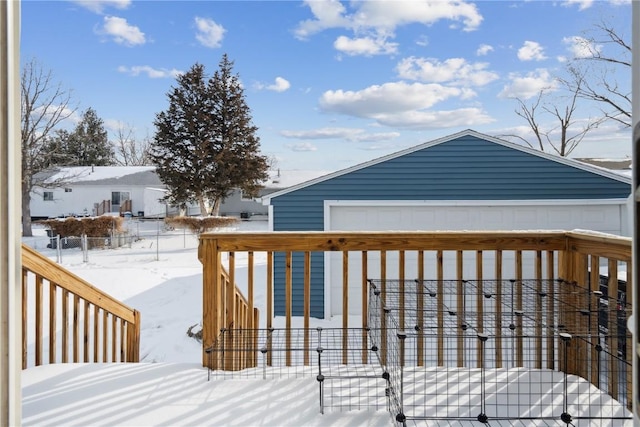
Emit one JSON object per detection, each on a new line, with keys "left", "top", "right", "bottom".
{"left": 198, "top": 195, "right": 207, "bottom": 217}
{"left": 211, "top": 198, "right": 221, "bottom": 217}
{"left": 21, "top": 179, "right": 33, "bottom": 237}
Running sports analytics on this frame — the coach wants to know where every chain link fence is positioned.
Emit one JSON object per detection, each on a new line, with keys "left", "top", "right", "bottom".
{"left": 25, "top": 219, "right": 208, "bottom": 264}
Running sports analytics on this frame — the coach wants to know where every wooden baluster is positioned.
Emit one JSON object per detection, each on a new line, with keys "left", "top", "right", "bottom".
{"left": 417, "top": 251, "right": 424, "bottom": 367}
{"left": 495, "top": 250, "right": 503, "bottom": 368}
{"left": 285, "top": 251, "right": 292, "bottom": 367}
{"left": 399, "top": 250, "right": 405, "bottom": 334}
{"left": 535, "top": 251, "right": 542, "bottom": 369}
{"left": 456, "top": 250, "right": 464, "bottom": 368}
{"left": 342, "top": 251, "right": 349, "bottom": 365}
{"left": 361, "top": 251, "right": 368, "bottom": 364}
{"left": 120, "top": 318, "right": 125, "bottom": 362}
{"left": 84, "top": 301, "right": 90, "bottom": 362}
{"left": 380, "top": 250, "right": 387, "bottom": 366}
{"left": 93, "top": 305, "right": 99, "bottom": 363}
{"left": 476, "top": 251, "right": 483, "bottom": 368}
{"left": 102, "top": 310, "right": 108, "bottom": 362}
{"left": 73, "top": 294, "right": 80, "bottom": 363}
{"left": 62, "top": 289, "right": 69, "bottom": 363}
{"left": 515, "top": 251, "right": 523, "bottom": 367}
{"left": 49, "top": 282, "right": 57, "bottom": 364}
{"left": 607, "top": 259, "right": 619, "bottom": 400}
{"left": 267, "top": 252, "right": 273, "bottom": 366}
{"left": 589, "top": 255, "right": 600, "bottom": 387}
{"left": 22, "top": 269, "right": 28, "bottom": 369}
{"left": 227, "top": 252, "right": 236, "bottom": 370}
{"left": 111, "top": 314, "right": 117, "bottom": 363}
{"left": 35, "top": 275, "right": 43, "bottom": 366}
{"left": 546, "top": 251, "right": 555, "bottom": 370}
{"left": 437, "top": 250, "right": 444, "bottom": 367}
{"left": 304, "top": 251, "right": 311, "bottom": 366}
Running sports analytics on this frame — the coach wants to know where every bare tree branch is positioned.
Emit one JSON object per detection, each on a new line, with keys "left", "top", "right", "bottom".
{"left": 113, "top": 123, "right": 152, "bottom": 166}
{"left": 505, "top": 68, "right": 603, "bottom": 157}
{"left": 563, "top": 20, "right": 631, "bottom": 128}
{"left": 21, "top": 58, "right": 77, "bottom": 236}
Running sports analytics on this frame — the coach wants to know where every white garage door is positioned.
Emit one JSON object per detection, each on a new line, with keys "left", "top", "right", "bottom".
{"left": 325, "top": 200, "right": 626, "bottom": 317}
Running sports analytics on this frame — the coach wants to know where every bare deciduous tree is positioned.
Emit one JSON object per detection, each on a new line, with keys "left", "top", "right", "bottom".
{"left": 112, "top": 123, "right": 152, "bottom": 166}
{"left": 21, "top": 59, "right": 77, "bottom": 236}
{"left": 504, "top": 70, "right": 603, "bottom": 157}
{"left": 564, "top": 20, "right": 631, "bottom": 128}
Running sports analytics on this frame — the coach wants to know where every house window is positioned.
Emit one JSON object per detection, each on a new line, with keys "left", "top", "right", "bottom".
{"left": 43, "top": 191, "right": 54, "bottom": 201}
{"left": 64, "top": 188, "right": 72, "bottom": 193}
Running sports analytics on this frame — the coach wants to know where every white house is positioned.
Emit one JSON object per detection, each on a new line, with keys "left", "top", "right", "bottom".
{"left": 29, "top": 166, "right": 331, "bottom": 219}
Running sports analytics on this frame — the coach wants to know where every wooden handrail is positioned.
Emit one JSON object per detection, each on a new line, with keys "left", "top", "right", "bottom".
{"left": 199, "top": 229, "right": 632, "bottom": 409}
{"left": 21, "top": 243, "right": 140, "bottom": 367}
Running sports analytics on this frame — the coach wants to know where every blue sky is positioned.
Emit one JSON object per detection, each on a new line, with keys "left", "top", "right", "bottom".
{"left": 21, "top": 0, "right": 632, "bottom": 171}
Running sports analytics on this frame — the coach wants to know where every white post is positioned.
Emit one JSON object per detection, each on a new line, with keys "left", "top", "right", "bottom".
{"left": 0, "top": 1, "right": 22, "bottom": 425}
{"left": 632, "top": 0, "right": 640, "bottom": 423}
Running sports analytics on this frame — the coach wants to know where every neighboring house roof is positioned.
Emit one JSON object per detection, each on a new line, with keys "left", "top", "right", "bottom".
{"left": 574, "top": 158, "right": 632, "bottom": 178}
{"left": 574, "top": 158, "right": 632, "bottom": 171}
{"left": 35, "top": 166, "right": 330, "bottom": 191}
{"left": 36, "top": 166, "right": 161, "bottom": 186}
{"left": 262, "top": 129, "right": 632, "bottom": 203}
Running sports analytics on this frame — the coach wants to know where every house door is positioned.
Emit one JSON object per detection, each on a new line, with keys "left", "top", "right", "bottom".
{"left": 111, "top": 191, "right": 130, "bottom": 212}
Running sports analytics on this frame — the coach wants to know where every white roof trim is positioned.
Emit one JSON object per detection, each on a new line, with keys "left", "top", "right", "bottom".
{"left": 324, "top": 198, "right": 629, "bottom": 207}
{"left": 262, "top": 129, "right": 631, "bottom": 204}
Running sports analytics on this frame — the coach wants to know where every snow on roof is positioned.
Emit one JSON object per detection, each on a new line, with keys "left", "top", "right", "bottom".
{"left": 265, "top": 169, "right": 334, "bottom": 189}
{"left": 43, "top": 166, "right": 157, "bottom": 184}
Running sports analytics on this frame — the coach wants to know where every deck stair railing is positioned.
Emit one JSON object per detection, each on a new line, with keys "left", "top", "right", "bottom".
{"left": 21, "top": 243, "right": 140, "bottom": 367}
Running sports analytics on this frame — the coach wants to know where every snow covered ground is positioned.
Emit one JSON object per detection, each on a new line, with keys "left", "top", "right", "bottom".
{"left": 21, "top": 220, "right": 634, "bottom": 426}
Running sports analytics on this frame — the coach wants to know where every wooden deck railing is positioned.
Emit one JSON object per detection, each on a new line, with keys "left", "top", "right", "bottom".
{"left": 199, "top": 230, "right": 632, "bottom": 406}
{"left": 21, "top": 244, "right": 140, "bottom": 368}
{"left": 94, "top": 199, "right": 111, "bottom": 216}
{"left": 198, "top": 247, "right": 258, "bottom": 370}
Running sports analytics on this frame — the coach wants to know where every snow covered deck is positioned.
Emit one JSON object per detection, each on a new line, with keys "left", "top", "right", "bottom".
{"left": 22, "top": 363, "right": 632, "bottom": 426}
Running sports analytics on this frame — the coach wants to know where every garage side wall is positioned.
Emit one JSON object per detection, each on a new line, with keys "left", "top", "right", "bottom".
{"left": 269, "top": 135, "right": 632, "bottom": 318}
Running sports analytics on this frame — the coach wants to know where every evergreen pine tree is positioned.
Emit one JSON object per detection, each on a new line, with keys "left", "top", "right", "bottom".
{"left": 151, "top": 55, "right": 269, "bottom": 216}
{"left": 66, "top": 108, "right": 114, "bottom": 166}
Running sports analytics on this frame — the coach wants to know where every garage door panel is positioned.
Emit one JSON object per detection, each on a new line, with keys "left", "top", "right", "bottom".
{"left": 328, "top": 202, "right": 622, "bottom": 316}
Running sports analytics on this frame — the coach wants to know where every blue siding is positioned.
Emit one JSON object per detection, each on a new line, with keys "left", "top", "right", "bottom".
{"left": 271, "top": 134, "right": 632, "bottom": 318}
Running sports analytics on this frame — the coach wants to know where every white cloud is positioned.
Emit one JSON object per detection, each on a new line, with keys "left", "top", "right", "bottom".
{"left": 194, "top": 17, "right": 225, "bottom": 48}
{"left": 117, "top": 65, "right": 182, "bottom": 79}
{"left": 268, "top": 77, "right": 291, "bottom": 92}
{"left": 334, "top": 35, "right": 398, "bottom": 56}
{"left": 498, "top": 69, "right": 557, "bottom": 99}
{"left": 562, "top": 0, "right": 594, "bottom": 10}
{"left": 517, "top": 41, "right": 546, "bottom": 61}
{"left": 98, "top": 16, "right": 145, "bottom": 46}
{"left": 72, "top": 0, "right": 130, "bottom": 14}
{"left": 396, "top": 57, "right": 498, "bottom": 86}
{"left": 317, "top": 81, "right": 492, "bottom": 129}
{"left": 281, "top": 127, "right": 399, "bottom": 142}
{"left": 281, "top": 127, "right": 364, "bottom": 140}
{"left": 319, "top": 81, "right": 464, "bottom": 117}
{"left": 256, "top": 77, "right": 291, "bottom": 92}
{"left": 350, "top": 0, "right": 482, "bottom": 32}
{"left": 563, "top": 36, "right": 601, "bottom": 59}
{"left": 294, "top": 0, "right": 484, "bottom": 53}
{"left": 373, "top": 108, "right": 494, "bottom": 130}
{"left": 476, "top": 44, "right": 494, "bottom": 56}
{"left": 285, "top": 142, "right": 318, "bottom": 152}
{"left": 294, "top": 0, "right": 351, "bottom": 39}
